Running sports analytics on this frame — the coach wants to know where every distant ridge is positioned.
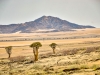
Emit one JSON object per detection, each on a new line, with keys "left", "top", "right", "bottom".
{"left": 0, "top": 16, "right": 95, "bottom": 33}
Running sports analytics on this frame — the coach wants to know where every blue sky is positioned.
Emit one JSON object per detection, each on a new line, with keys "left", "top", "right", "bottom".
{"left": 0, "top": 0, "right": 100, "bottom": 27}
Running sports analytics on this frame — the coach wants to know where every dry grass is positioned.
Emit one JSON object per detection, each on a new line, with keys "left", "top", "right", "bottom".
{"left": 0, "top": 28, "right": 100, "bottom": 75}
{"left": 0, "top": 47, "right": 100, "bottom": 75}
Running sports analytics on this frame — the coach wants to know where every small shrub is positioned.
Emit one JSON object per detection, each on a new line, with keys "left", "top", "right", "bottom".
{"left": 95, "top": 46, "right": 100, "bottom": 50}
{"left": 34, "top": 72, "right": 45, "bottom": 75}
{"left": 43, "top": 65, "right": 54, "bottom": 71}
{"left": 80, "top": 65, "right": 89, "bottom": 69}
{"left": 9, "top": 56, "right": 26, "bottom": 63}
{"left": 91, "top": 64, "right": 100, "bottom": 71}
{"left": 31, "top": 63, "right": 43, "bottom": 70}
{"left": 72, "top": 60, "right": 80, "bottom": 64}
{"left": 63, "top": 67, "right": 80, "bottom": 72}
{"left": 40, "top": 52, "right": 53, "bottom": 59}
{"left": 58, "top": 72, "right": 66, "bottom": 75}
{"left": 61, "top": 48, "right": 79, "bottom": 55}
{"left": 24, "top": 56, "right": 34, "bottom": 64}
{"left": 83, "top": 47, "right": 95, "bottom": 53}
{"left": 95, "top": 72, "right": 100, "bottom": 75}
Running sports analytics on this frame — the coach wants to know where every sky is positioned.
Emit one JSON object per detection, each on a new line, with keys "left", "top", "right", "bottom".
{"left": 0, "top": 0, "right": 100, "bottom": 28}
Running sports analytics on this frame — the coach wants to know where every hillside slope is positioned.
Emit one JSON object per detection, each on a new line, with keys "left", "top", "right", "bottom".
{"left": 0, "top": 16, "right": 95, "bottom": 33}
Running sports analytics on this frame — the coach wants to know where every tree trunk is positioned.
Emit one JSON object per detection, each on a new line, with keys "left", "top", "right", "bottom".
{"left": 53, "top": 49, "right": 55, "bottom": 54}
{"left": 35, "top": 49, "right": 38, "bottom": 61}
{"left": 33, "top": 48, "right": 38, "bottom": 61}
{"left": 34, "top": 54, "right": 38, "bottom": 61}
{"left": 8, "top": 54, "right": 11, "bottom": 58}
{"left": 33, "top": 47, "right": 37, "bottom": 62}
{"left": 33, "top": 48, "right": 35, "bottom": 55}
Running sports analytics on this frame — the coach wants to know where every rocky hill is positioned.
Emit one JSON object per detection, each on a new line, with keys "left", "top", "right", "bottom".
{"left": 0, "top": 16, "right": 95, "bottom": 33}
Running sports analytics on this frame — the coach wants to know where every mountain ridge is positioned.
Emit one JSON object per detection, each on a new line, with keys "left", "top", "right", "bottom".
{"left": 0, "top": 16, "right": 95, "bottom": 33}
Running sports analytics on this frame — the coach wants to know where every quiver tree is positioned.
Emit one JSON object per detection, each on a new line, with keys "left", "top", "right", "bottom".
{"left": 30, "top": 42, "right": 42, "bottom": 61}
{"left": 49, "top": 43, "right": 57, "bottom": 54}
{"left": 5, "top": 46, "right": 12, "bottom": 58}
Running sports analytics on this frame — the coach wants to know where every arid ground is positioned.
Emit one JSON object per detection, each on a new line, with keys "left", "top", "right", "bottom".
{"left": 0, "top": 28, "right": 100, "bottom": 75}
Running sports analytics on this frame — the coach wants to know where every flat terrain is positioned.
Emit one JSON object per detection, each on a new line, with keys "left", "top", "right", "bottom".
{"left": 0, "top": 28, "right": 100, "bottom": 75}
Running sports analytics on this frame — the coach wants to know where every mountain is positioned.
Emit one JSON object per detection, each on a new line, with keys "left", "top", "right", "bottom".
{"left": 0, "top": 16, "right": 95, "bottom": 33}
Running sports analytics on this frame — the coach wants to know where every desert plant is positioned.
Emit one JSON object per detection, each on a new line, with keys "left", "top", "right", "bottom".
{"left": 91, "top": 64, "right": 100, "bottom": 71}
{"left": 83, "top": 47, "right": 95, "bottom": 53}
{"left": 49, "top": 43, "right": 57, "bottom": 54}
{"left": 80, "top": 64, "right": 89, "bottom": 69}
{"left": 61, "top": 49, "right": 78, "bottom": 56}
{"left": 30, "top": 42, "right": 42, "bottom": 61}
{"left": 9, "top": 56, "right": 26, "bottom": 63}
{"left": 5, "top": 46, "right": 12, "bottom": 58}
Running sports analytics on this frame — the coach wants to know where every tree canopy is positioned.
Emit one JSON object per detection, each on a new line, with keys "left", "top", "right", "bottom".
{"left": 30, "top": 42, "right": 42, "bottom": 49}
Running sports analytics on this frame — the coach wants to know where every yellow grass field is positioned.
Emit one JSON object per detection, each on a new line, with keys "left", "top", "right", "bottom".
{"left": 0, "top": 28, "right": 100, "bottom": 58}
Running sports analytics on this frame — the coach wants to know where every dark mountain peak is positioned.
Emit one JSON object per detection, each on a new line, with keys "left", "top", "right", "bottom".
{"left": 0, "top": 16, "right": 95, "bottom": 33}
{"left": 41, "top": 15, "right": 52, "bottom": 18}
{"left": 41, "top": 15, "right": 48, "bottom": 18}
{"left": 40, "top": 15, "right": 49, "bottom": 20}
{"left": 38, "top": 16, "right": 60, "bottom": 20}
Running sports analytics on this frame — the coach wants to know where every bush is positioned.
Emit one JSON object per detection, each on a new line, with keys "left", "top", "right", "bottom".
{"left": 80, "top": 65, "right": 89, "bottom": 69}
{"left": 61, "top": 48, "right": 79, "bottom": 55}
{"left": 91, "top": 64, "right": 100, "bottom": 71}
{"left": 83, "top": 47, "right": 95, "bottom": 53}
{"left": 9, "top": 56, "right": 26, "bottom": 63}
{"left": 31, "top": 63, "right": 43, "bottom": 70}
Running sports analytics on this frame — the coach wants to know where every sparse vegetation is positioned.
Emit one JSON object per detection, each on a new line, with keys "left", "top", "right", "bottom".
{"left": 0, "top": 42, "right": 100, "bottom": 75}
{"left": 9, "top": 56, "right": 26, "bottom": 63}
{"left": 0, "top": 29, "right": 100, "bottom": 75}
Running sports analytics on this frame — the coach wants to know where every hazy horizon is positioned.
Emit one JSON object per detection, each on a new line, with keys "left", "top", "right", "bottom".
{"left": 0, "top": 0, "right": 100, "bottom": 28}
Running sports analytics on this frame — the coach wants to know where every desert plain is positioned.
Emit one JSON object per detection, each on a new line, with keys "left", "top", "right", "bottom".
{"left": 0, "top": 28, "right": 100, "bottom": 75}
